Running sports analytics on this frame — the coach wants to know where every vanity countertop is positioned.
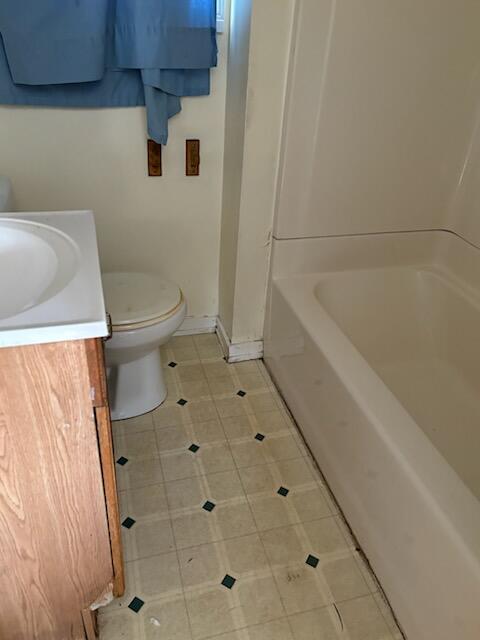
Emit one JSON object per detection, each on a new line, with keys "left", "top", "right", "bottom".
{"left": 0, "top": 210, "right": 108, "bottom": 348}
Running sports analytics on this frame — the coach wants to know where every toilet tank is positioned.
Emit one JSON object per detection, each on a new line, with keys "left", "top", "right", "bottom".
{"left": 0, "top": 176, "right": 13, "bottom": 212}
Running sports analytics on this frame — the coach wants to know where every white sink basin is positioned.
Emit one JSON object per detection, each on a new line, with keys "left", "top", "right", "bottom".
{"left": 0, "top": 218, "right": 79, "bottom": 320}
{"left": 0, "top": 210, "right": 108, "bottom": 348}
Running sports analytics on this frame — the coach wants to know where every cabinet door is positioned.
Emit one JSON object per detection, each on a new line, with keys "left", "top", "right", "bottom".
{"left": 0, "top": 341, "right": 113, "bottom": 639}
{"left": 85, "top": 339, "right": 125, "bottom": 598}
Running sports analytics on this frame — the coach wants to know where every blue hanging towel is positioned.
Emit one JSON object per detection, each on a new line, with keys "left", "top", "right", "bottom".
{"left": 0, "top": 0, "right": 217, "bottom": 144}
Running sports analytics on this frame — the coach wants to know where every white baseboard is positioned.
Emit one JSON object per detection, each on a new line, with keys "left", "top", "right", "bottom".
{"left": 175, "top": 316, "right": 217, "bottom": 336}
{"left": 216, "top": 317, "right": 264, "bottom": 363}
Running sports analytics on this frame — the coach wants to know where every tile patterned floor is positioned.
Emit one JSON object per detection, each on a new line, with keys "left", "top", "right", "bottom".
{"left": 99, "top": 334, "right": 403, "bottom": 640}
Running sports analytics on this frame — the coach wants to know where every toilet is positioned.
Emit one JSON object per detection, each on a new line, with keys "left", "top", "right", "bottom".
{"left": 102, "top": 271, "right": 186, "bottom": 420}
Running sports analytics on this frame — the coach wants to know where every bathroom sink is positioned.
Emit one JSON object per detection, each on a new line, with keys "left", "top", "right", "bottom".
{"left": 0, "top": 211, "right": 108, "bottom": 347}
{"left": 0, "top": 218, "right": 79, "bottom": 320}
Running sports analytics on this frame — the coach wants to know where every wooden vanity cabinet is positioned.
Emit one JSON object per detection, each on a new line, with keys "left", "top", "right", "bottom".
{"left": 0, "top": 338, "right": 124, "bottom": 640}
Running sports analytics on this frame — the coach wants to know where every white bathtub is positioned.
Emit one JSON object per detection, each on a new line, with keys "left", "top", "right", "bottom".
{"left": 264, "top": 231, "right": 480, "bottom": 640}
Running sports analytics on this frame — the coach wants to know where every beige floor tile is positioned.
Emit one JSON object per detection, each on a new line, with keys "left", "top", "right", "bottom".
{"left": 290, "top": 488, "right": 332, "bottom": 521}
{"left": 179, "top": 378, "right": 211, "bottom": 400}
{"left": 161, "top": 442, "right": 235, "bottom": 482}
{"left": 337, "top": 594, "right": 393, "bottom": 640}
{"left": 171, "top": 501, "right": 256, "bottom": 549}
{"left": 235, "top": 575, "right": 286, "bottom": 627}
{"left": 114, "top": 430, "right": 159, "bottom": 461}
{"left": 221, "top": 415, "right": 255, "bottom": 439}
{"left": 192, "top": 420, "right": 226, "bottom": 443}
{"left": 208, "top": 376, "right": 238, "bottom": 396}
{"left": 245, "top": 392, "right": 278, "bottom": 414}
{"left": 165, "top": 469, "right": 244, "bottom": 511}
{"left": 116, "top": 457, "right": 164, "bottom": 491}
{"left": 186, "top": 575, "right": 285, "bottom": 640}
{"left": 152, "top": 403, "right": 187, "bottom": 428}
{"left": 185, "top": 399, "right": 219, "bottom": 423}
{"left": 178, "top": 533, "right": 269, "bottom": 588}
{"left": 161, "top": 450, "right": 201, "bottom": 482}
{"left": 102, "top": 336, "right": 401, "bottom": 640}
{"left": 203, "top": 360, "right": 231, "bottom": 379}
{"left": 249, "top": 488, "right": 330, "bottom": 531}
{"left": 197, "top": 343, "right": 224, "bottom": 359}
{"left": 239, "top": 458, "right": 314, "bottom": 495}
{"left": 322, "top": 555, "right": 371, "bottom": 603}
{"left": 119, "top": 483, "right": 168, "bottom": 521}
{"left": 230, "top": 360, "right": 260, "bottom": 374}
{"left": 170, "top": 345, "right": 200, "bottom": 363}
{"left": 98, "top": 609, "right": 140, "bottom": 640}
{"left": 155, "top": 420, "right": 225, "bottom": 454}
{"left": 155, "top": 423, "right": 192, "bottom": 453}
{"left": 185, "top": 586, "right": 238, "bottom": 639}
{"left": 122, "top": 517, "right": 175, "bottom": 561}
{"left": 260, "top": 525, "right": 305, "bottom": 566}
{"left": 209, "top": 618, "right": 294, "bottom": 640}
{"left": 215, "top": 395, "right": 249, "bottom": 418}
{"left": 200, "top": 469, "right": 245, "bottom": 502}
{"left": 273, "top": 564, "right": 328, "bottom": 614}
{"left": 260, "top": 517, "right": 348, "bottom": 568}
{"left": 168, "top": 335, "right": 196, "bottom": 348}
{"left": 230, "top": 434, "right": 301, "bottom": 469}
{"left": 303, "top": 517, "right": 351, "bottom": 557}
{"left": 288, "top": 606, "right": 340, "bottom": 640}
{"left": 132, "top": 551, "right": 183, "bottom": 599}
{"left": 193, "top": 333, "right": 219, "bottom": 347}
{"left": 141, "top": 596, "right": 193, "bottom": 640}
{"left": 253, "top": 410, "right": 291, "bottom": 434}
{"left": 236, "top": 372, "right": 269, "bottom": 391}
{"left": 113, "top": 412, "right": 154, "bottom": 436}
{"left": 165, "top": 475, "right": 205, "bottom": 510}
{"left": 177, "top": 363, "right": 207, "bottom": 382}
{"left": 252, "top": 495, "right": 300, "bottom": 531}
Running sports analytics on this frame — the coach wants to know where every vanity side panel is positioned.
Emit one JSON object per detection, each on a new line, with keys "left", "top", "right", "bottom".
{"left": 0, "top": 340, "right": 113, "bottom": 640}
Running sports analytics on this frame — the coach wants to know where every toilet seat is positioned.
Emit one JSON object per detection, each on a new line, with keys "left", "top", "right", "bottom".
{"left": 103, "top": 272, "right": 183, "bottom": 331}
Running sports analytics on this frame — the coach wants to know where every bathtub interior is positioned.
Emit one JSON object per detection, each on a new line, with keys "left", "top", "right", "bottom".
{"left": 314, "top": 264, "right": 480, "bottom": 501}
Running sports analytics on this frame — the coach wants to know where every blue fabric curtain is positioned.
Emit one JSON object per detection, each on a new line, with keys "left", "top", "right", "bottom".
{"left": 0, "top": 0, "right": 217, "bottom": 144}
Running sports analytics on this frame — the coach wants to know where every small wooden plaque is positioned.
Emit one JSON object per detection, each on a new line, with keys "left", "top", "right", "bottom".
{"left": 186, "top": 139, "right": 200, "bottom": 176}
{"left": 147, "top": 139, "right": 162, "bottom": 176}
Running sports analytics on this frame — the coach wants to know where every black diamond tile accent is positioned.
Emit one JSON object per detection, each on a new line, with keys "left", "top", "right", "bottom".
{"left": 221, "top": 574, "right": 236, "bottom": 589}
{"left": 278, "top": 486, "right": 289, "bottom": 497}
{"left": 306, "top": 554, "right": 319, "bottom": 568}
{"left": 189, "top": 443, "right": 200, "bottom": 453}
{"left": 202, "top": 500, "right": 216, "bottom": 512}
{"left": 177, "top": 398, "right": 188, "bottom": 406}
{"left": 116, "top": 456, "right": 128, "bottom": 466}
{"left": 168, "top": 361, "right": 178, "bottom": 368}
{"left": 237, "top": 390, "right": 246, "bottom": 397}
{"left": 122, "top": 517, "right": 136, "bottom": 529}
{"left": 254, "top": 433, "right": 265, "bottom": 442}
{"left": 128, "top": 597, "right": 145, "bottom": 613}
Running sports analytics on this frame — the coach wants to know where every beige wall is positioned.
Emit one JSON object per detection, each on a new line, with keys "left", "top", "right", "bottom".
{"left": 274, "top": 0, "right": 480, "bottom": 240}
{"left": 219, "top": 0, "right": 294, "bottom": 345}
{"left": 0, "top": 31, "right": 228, "bottom": 324}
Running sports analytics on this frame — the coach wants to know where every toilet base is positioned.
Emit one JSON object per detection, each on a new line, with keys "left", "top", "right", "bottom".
{"left": 107, "top": 348, "right": 167, "bottom": 420}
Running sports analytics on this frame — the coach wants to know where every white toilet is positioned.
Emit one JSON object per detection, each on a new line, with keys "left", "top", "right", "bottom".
{"left": 102, "top": 272, "right": 186, "bottom": 420}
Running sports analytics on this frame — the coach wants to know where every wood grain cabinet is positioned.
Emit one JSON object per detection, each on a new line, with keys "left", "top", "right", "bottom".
{"left": 0, "top": 338, "right": 124, "bottom": 640}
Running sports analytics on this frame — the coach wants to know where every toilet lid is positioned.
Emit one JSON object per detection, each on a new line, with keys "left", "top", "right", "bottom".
{"left": 103, "top": 272, "right": 182, "bottom": 327}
